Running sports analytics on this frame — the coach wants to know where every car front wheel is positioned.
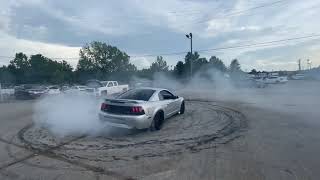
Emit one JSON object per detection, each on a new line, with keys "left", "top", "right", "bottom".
{"left": 179, "top": 101, "right": 185, "bottom": 114}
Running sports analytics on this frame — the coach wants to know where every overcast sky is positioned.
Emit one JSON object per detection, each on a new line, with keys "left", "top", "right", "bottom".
{"left": 0, "top": 0, "right": 320, "bottom": 71}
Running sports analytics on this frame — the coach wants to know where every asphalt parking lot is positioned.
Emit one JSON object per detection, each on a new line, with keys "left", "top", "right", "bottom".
{"left": 0, "top": 81, "right": 320, "bottom": 180}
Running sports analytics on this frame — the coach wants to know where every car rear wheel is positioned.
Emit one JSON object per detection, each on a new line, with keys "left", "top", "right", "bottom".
{"left": 150, "top": 112, "right": 163, "bottom": 131}
{"left": 179, "top": 101, "right": 185, "bottom": 114}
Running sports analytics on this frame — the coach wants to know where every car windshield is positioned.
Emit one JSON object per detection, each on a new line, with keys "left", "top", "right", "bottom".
{"left": 30, "top": 87, "right": 47, "bottom": 91}
{"left": 101, "top": 81, "right": 109, "bottom": 87}
{"left": 86, "top": 80, "right": 102, "bottom": 88}
{"left": 26, "top": 85, "right": 46, "bottom": 90}
{"left": 117, "top": 89, "right": 155, "bottom": 101}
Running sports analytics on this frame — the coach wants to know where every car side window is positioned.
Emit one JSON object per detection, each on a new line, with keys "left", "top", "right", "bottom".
{"left": 107, "top": 82, "right": 113, "bottom": 87}
{"left": 159, "top": 90, "right": 174, "bottom": 100}
{"left": 158, "top": 92, "right": 164, "bottom": 100}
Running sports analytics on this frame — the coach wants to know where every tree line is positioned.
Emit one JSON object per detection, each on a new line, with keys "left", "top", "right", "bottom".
{"left": 0, "top": 41, "right": 243, "bottom": 85}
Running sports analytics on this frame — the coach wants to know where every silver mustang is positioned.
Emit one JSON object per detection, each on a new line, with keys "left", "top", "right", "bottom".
{"left": 99, "top": 88, "right": 185, "bottom": 130}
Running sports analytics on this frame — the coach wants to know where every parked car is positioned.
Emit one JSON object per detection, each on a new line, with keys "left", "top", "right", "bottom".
{"left": 255, "top": 76, "right": 288, "bottom": 84}
{"left": 291, "top": 74, "right": 305, "bottom": 80}
{"left": 63, "top": 85, "right": 88, "bottom": 94}
{"left": 47, "top": 86, "right": 61, "bottom": 95}
{"left": 14, "top": 85, "right": 48, "bottom": 100}
{"left": 0, "top": 84, "right": 15, "bottom": 101}
{"left": 235, "top": 78, "right": 267, "bottom": 88}
{"left": 60, "top": 85, "right": 71, "bottom": 92}
{"left": 277, "top": 76, "right": 289, "bottom": 83}
{"left": 99, "top": 88, "right": 185, "bottom": 130}
{"left": 86, "top": 80, "right": 129, "bottom": 96}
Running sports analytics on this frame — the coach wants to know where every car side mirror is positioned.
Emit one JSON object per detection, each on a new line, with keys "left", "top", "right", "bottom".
{"left": 174, "top": 95, "right": 179, "bottom": 99}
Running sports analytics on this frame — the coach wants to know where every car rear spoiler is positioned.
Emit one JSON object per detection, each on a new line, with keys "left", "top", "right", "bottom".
{"left": 104, "top": 98, "right": 141, "bottom": 104}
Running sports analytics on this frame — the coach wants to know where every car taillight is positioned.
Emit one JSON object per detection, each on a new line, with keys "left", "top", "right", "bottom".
{"left": 101, "top": 103, "right": 109, "bottom": 110}
{"left": 131, "top": 106, "right": 145, "bottom": 115}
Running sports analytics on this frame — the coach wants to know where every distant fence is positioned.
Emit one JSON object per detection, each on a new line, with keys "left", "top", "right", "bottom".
{"left": 0, "top": 83, "right": 15, "bottom": 102}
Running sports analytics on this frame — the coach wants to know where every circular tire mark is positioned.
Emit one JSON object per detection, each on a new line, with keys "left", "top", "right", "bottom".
{"left": 16, "top": 100, "right": 247, "bottom": 172}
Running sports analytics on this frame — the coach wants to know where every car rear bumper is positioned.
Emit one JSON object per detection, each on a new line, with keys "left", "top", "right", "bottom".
{"left": 99, "top": 112, "right": 152, "bottom": 129}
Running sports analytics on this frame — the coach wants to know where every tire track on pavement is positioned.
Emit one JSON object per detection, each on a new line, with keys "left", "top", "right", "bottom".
{"left": 5, "top": 99, "right": 246, "bottom": 180}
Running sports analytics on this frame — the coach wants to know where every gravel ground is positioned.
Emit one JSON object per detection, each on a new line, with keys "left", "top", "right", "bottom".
{"left": 0, "top": 80, "right": 320, "bottom": 179}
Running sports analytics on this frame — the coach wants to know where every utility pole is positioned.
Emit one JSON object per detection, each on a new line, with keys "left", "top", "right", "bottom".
{"left": 0, "top": 83, "right": 2, "bottom": 102}
{"left": 298, "top": 59, "right": 301, "bottom": 71}
{"left": 307, "top": 59, "right": 311, "bottom": 70}
{"left": 186, "top": 33, "right": 193, "bottom": 77}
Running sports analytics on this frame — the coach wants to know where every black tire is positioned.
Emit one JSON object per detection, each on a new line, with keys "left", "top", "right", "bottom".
{"left": 150, "top": 112, "right": 163, "bottom": 131}
{"left": 179, "top": 101, "right": 185, "bottom": 114}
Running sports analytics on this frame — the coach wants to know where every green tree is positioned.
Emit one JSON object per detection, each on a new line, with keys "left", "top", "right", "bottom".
{"left": 29, "top": 54, "right": 51, "bottom": 83}
{"left": 76, "top": 41, "right": 136, "bottom": 81}
{"left": 7, "top": 53, "right": 74, "bottom": 84}
{"left": 184, "top": 51, "right": 200, "bottom": 76}
{"left": 150, "top": 56, "right": 169, "bottom": 72}
{"left": 174, "top": 61, "right": 185, "bottom": 77}
{"left": 10, "top": 53, "right": 29, "bottom": 70}
{"left": 193, "top": 57, "right": 208, "bottom": 72}
{"left": 249, "top": 69, "right": 257, "bottom": 74}
{"left": 53, "top": 60, "right": 74, "bottom": 83}
{"left": 0, "top": 66, "right": 15, "bottom": 84}
{"left": 229, "top": 59, "right": 241, "bottom": 73}
{"left": 209, "top": 56, "right": 227, "bottom": 72}
{"left": 229, "top": 59, "right": 244, "bottom": 81}
{"left": 8, "top": 52, "right": 29, "bottom": 83}
{"left": 27, "top": 54, "right": 73, "bottom": 84}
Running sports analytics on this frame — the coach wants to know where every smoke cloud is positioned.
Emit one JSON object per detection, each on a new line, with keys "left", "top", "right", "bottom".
{"left": 33, "top": 94, "right": 104, "bottom": 137}
{"left": 32, "top": 68, "right": 320, "bottom": 137}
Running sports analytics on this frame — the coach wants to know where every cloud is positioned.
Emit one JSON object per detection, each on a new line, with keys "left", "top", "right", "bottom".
{"left": 0, "top": 0, "right": 319, "bottom": 70}
{"left": 130, "top": 57, "right": 151, "bottom": 70}
{"left": 0, "top": 30, "right": 80, "bottom": 67}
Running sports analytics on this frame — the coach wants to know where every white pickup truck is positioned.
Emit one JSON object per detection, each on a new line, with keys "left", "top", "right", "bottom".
{"left": 255, "top": 76, "right": 288, "bottom": 84}
{"left": 86, "top": 80, "right": 129, "bottom": 96}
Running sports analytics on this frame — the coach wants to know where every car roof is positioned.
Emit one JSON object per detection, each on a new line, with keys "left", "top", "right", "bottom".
{"left": 123, "top": 87, "right": 172, "bottom": 101}
{"left": 134, "top": 87, "right": 170, "bottom": 92}
{"left": 101, "top": 81, "right": 116, "bottom": 83}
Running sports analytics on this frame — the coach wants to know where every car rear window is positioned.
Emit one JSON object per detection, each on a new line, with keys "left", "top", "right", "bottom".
{"left": 118, "top": 89, "right": 155, "bottom": 101}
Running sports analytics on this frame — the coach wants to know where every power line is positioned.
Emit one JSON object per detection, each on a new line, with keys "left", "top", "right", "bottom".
{"left": 223, "top": 0, "right": 288, "bottom": 17}
{"left": 130, "top": 51, "right": 188, "bottom": 58}
{"left": 43, "top": 0, "right": 289, "bottom": 26}
{"left": 169, "top": 0, "right": 287, "bottom": 17}
{"left": 179, "top": 0, "right": 289, "bottom": 26}
{"left": 1, "top": 33, "right": 319, "bottom": 60}
{"left": 167, "top": 4, "right": 227, "bottom": 17}
{"left": 197, "top": 34, "right": 320, "bottom": 52}
{"left": 131, "top": 34, "right": 320, "bottom": 58}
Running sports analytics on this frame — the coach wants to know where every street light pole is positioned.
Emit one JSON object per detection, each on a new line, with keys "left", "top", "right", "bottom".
{"left": 186, "top": 32, "right": 193, "bottom": 77}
